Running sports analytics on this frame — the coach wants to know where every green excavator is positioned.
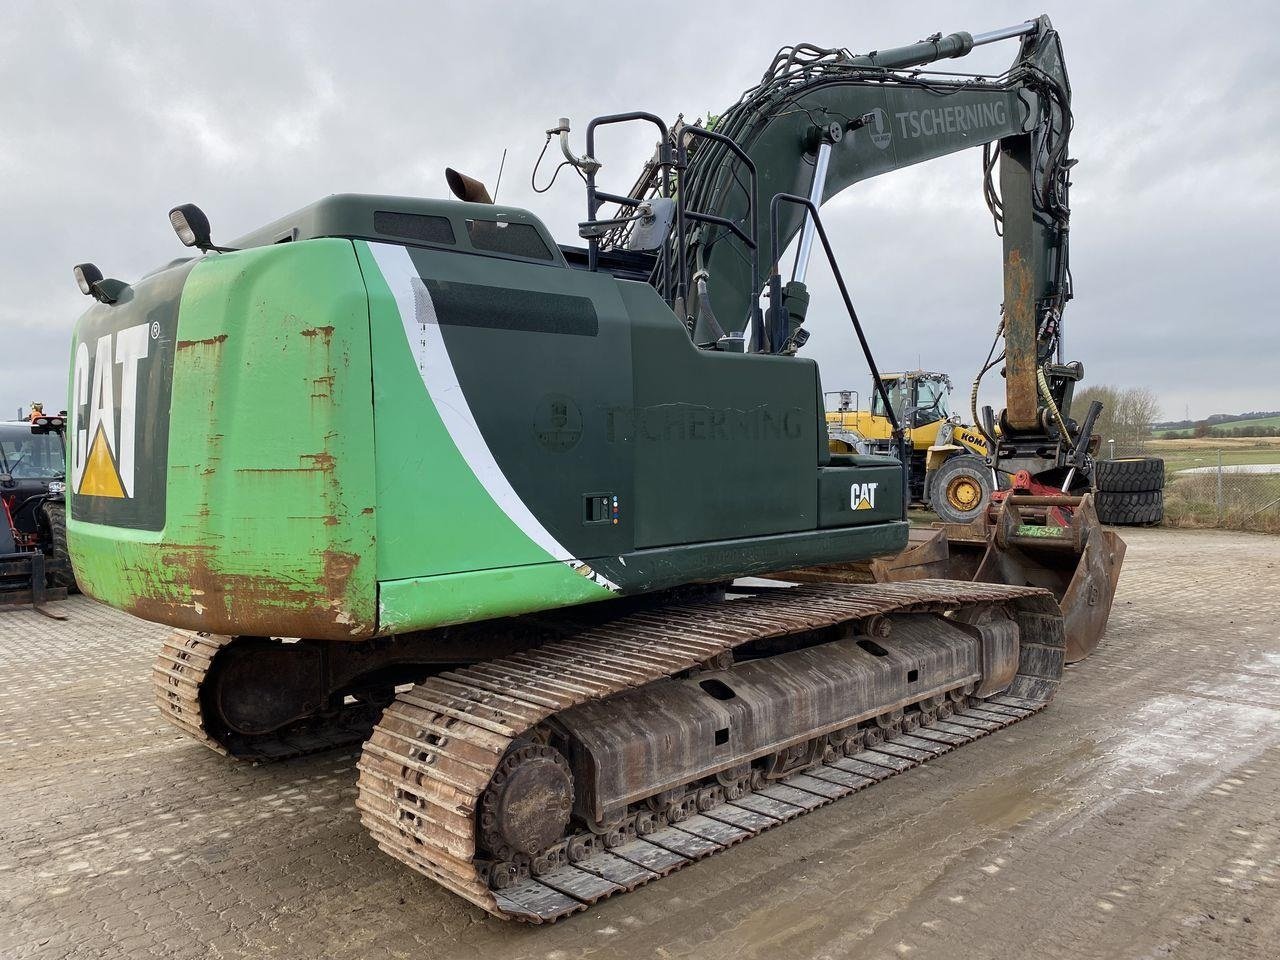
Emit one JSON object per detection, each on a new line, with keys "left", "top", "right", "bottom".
{"left": 67, "top": 16, "right": 1122, "bottom": 922}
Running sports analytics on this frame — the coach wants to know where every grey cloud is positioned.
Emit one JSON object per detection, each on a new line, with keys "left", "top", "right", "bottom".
{"left": 2, "top": 0, "right": 1274, "bottom": 421}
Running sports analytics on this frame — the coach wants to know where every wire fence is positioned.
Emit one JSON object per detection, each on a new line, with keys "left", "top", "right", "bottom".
{"left": 1108, "top": 444, "right": 1280, "bottom": 534}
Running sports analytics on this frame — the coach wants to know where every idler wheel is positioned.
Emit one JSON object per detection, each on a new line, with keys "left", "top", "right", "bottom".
{"left": 480, "top": 743, "right": 573, "bottom": 860}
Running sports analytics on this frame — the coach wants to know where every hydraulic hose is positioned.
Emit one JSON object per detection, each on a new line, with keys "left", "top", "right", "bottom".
{"left": 971, "top": 318, "right": 1005, "bottom": 449}
{"left": 969, "top": 375, "right": 984, "bottom": 443}
{"left": 1037, "top": 366, "right": 1072, "bottom": 440}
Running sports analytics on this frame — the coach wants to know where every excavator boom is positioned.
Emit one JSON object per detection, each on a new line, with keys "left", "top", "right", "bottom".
{"left": 563, "top": 16, "right": 1119, "bottom": 660}
{"left": 592, "top": 16, "right": 1084, "bottom": 489}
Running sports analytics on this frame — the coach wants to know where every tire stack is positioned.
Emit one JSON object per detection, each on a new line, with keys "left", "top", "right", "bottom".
{"left": 1093, "top": 458, "right": 1165, "bottom": 525}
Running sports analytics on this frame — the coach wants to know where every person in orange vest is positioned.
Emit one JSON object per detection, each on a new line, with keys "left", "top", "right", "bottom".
{"left": 27, "top": 402, "right": 44, "bottom": 423}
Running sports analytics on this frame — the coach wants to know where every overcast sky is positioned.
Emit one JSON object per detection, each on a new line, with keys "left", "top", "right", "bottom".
{"left": 3, "top": 0, "right": 1276, "bottom": 422}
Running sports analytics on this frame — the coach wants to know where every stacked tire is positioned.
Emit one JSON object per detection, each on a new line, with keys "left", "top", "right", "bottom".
{"left": 1094, "top": 457, "right": 1165, "bottom": 525}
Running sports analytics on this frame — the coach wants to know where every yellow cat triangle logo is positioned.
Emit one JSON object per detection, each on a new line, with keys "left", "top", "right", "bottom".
{"left": 78, "top": 425, "right": 127, "bottom": 498}
{"left": 850, "top": 481, "right": 879, "bottom": 511}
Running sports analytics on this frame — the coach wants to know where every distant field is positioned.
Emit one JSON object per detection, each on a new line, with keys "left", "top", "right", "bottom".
{"left": 1144, "top": 437, "right": 1280, "bottom": 473}
{"left": 1155, "top": 414, "right": 1280, "bottom": 437}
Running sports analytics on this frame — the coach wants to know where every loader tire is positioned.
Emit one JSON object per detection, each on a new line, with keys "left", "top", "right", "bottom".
{"left": 1095, "top": 489, "right": 1163, "bottom": 526}
{"left": 929, "top": 455, "right": 993, "bottom": 524}
{"left": 39, "top": 501, "right": 79, "bottom": 593}
{"left": 1095, "top": 457, "right": 1164, "bottom": 493}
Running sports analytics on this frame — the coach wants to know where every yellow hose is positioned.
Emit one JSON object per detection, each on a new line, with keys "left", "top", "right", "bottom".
{"left": 1037, "top": 366, "right": 1071, "bottom": 439}
{"left": 969, "top": 375, "right": 983, "bottom": 439}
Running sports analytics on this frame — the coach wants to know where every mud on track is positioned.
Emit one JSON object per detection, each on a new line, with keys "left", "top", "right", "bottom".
{"left": 2, "top": 527, "right": 1278, "bottom": 959}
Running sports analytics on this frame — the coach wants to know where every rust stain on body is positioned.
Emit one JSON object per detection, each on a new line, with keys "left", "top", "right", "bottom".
{"left": 1002, "top": 248, "right": 1039, "bottom": 430}
{"left": 302, "top": 452, "right": 337, "bottom": 472}
{"left": 311, "top": 374, "right": 336, "bottom": 400}
{"left": 177, "top": 334, "right": 229, "bottom": 349}
{"left": 125, "top": 541, "right": 371, "bottom": 641}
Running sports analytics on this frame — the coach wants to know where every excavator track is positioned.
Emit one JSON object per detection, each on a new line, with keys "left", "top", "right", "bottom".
{"left": 153, "top": 632, "right": 381, "bottom": 761}
{"left": 355, "top": 580, "right": 1063, "bottom": 922}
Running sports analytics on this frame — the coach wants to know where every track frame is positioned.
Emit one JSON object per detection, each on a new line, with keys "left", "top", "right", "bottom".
{"left": 354, "top": 580, "right": 1063, "bottom": 921}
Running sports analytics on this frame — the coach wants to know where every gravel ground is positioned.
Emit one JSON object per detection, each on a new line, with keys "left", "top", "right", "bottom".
{"left": 2, "top": 526, "right": 1278, "bottom": 960}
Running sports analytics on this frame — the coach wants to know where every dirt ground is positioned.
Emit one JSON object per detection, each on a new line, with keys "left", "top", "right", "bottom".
{"left": 2, "top": 527, "right": 1279, "bottom": 960}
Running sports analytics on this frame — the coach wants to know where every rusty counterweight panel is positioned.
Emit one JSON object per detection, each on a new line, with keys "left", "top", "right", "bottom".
{"left": 68, "top": 240, "right": 379, "bottom": 640}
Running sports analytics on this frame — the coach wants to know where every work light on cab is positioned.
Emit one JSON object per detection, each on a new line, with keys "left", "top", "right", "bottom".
{"left": 73, "top": 262, "right": 125, "bottom": 304}
{"left": 169, "top": 203, "right": 209, "bottom": 248}
{"left": 73, "top": 263, "right": 101, "bottom": 296}
{"left": 168, "top": 203, "right": 232, "bottom": 253}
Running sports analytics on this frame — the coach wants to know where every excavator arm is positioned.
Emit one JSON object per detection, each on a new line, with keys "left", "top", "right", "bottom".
{"left": 554, "top": 15, "right": 1121, "bottom": 662}
{"left": 685, "top": 19, "right": 1068, "bottom": 346}
{"left": 575, "top": 15, "right": 1085, "bottom": 489}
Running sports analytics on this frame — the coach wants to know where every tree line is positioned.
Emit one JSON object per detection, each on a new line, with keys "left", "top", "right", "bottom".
{"left": 1156, "top": 410, "right": 1280, "bottom": 430}
{"left": 1069, "top": 387, "right": 1277, "bottom": 443}
{"left": 1164, "top": 423, "right": 1280, "bottom": 439}
{"left": 1072, "top": 385, "right": 1160, "bottom": 445}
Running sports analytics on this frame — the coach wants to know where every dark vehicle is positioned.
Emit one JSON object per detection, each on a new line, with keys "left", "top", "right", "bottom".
{"left": 1, "top": 415, "right": 76, "bottom": 607}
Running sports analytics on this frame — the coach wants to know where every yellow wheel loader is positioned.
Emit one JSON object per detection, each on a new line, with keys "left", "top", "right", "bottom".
{"left": 826, "top": 371, "right": 999, "bottom": 523}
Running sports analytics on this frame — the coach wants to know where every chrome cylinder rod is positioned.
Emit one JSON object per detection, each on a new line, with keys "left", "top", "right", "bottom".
{"left": 792, "top": 140, "right": 833, "bottom": 285}
{"left": 971, "top": 22, "right": 1037, "bottom": 46}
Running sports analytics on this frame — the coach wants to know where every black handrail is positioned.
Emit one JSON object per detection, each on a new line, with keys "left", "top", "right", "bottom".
{"left": 584, "top": 113, "right": 681, "bottom": 307}
{"left": 580, "top": 116, "right": 763, "bottom": 337}
{"left": 767, "top": 193, "right": 903, "bottom": 444}
{"left": 683, "top": 210, "right": 753, "bottom": 248}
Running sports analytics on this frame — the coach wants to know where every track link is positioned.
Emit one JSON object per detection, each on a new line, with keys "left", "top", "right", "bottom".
{"left": 356, "top": 580, "right": 1063, "bottom": 921}
{"left": 153, "top": 631, "right": 380, "bottom": 761}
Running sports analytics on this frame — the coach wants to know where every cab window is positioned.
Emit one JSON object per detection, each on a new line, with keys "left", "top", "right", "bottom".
{"left": 0, "top": 430, "right": 64, "bottom": 479}
{"left": 871, "top": 380, "right": 906, "bottom": 420}
{"left": 912, "top": 379, "right": 949, "bottom": 426}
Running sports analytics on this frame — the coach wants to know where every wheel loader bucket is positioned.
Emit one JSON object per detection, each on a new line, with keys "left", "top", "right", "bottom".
{"left": 779, "top": 493, "right": 1124, "bottom": 663}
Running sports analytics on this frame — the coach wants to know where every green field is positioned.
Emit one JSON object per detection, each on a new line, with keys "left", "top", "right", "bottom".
{"left": 1144, "top": 440, "right": 1280, "bottom": 474}
{"left": 1156, "top": 414, "right": 1280, "bottom": 437}
{"left": 1158, "top": 449, "right": 1280, "bottom": 473}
